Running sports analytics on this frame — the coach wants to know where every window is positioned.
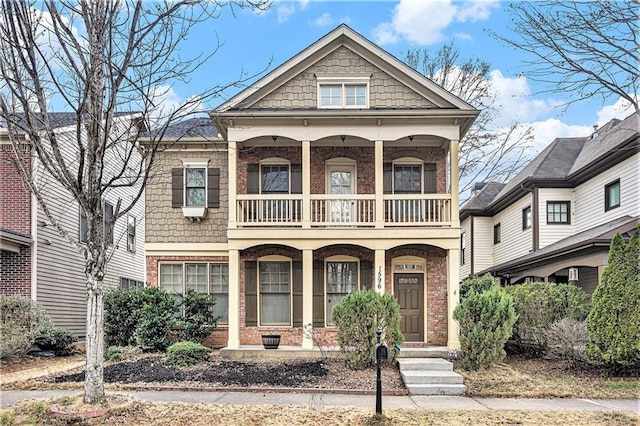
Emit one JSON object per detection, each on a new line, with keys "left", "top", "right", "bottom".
{"left": 605, "top": 180, "right": 621, "bottom": 211}
{"left": 522, "top": 206, "right": 532, "bottom": 230}
{"left": 345, "top": 85, "right": 367, "bottom": 106}
{"left": 494, "top": 223, "right": 501, "bottom": 244}
{"left": 79, "top": 202, "right": 114, "bottom": 244}
{"left": 120, "top": 277, "right": 144, "bottom": 291}
{"left": 259, "top": 261, "right": 291, "bottom": 326}
{"left": 261, "top": 164, "right": 289, "bottom": 193}
{"left": 547, "top": 201, "right": 570, "bottom": 224}
{"left": 185, "top": 168, "right": 206, "bottom": 206}
{"left": 127, "top": 215, "right": 136, "bottom": 252}
{"left": 159, "top": 262, "right": 229, "bottom": 325}
{"left": 317, "top": 74, "right": 370, "bottom": 109}
{"left": 394, "top": 165, "right": 422, "bottom": 194}
{"left": 104, "top": 202, "right": 114, "bottom": 244}
{"left": 460, "top": 233, "right": 466, "bottom": 266}
{"left": 79, "top": 208, "right": 88, "bottom": 243}
{"left": 326, "top": 261, "right": 358, "bottom": 326}
{"left": 210, "top": 264, "right": 229, "bottom": 325}
{"left": 320, "top": 85, "right": 341, "bottom": 107}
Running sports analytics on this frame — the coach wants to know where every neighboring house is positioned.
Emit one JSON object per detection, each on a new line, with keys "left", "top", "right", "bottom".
{"left": 0, "top": 113, "right": 146, "bottom": 337}
{"left": 460, "top": 113, "right": 640, "bottom": 293}
{"left": 144, "top": 25, "right": 478, "bottom": 350}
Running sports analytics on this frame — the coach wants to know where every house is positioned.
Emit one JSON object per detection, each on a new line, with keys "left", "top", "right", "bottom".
{"left": 144, "top": 25, "right": 478, "bottom": 350}
{"left": 460, "top": 113, "right": 640, "bottom": 293}
{"left": 0, "top": 113, "right": 146, "bottom": 337}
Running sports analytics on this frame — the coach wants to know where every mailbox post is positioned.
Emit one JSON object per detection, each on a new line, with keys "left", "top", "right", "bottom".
{"left": 374, "top": 327, "right": 388, "bottom": 415}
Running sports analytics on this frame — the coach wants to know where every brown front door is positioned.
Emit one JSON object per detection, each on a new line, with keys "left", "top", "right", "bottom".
{"left": 394, "top": 273, "right": 424, "bottom": 342}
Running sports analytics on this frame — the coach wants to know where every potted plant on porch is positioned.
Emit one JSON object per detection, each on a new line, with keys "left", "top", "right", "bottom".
{"left": 261, "top": 334, "right": 281, "bottom": 349}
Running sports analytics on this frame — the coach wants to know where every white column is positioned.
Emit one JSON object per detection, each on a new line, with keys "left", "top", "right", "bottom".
{"left": 447, "top": 248, "right": 460, "bottom": 349}
{"left": 228, "top": 141, "right": 237, "bottom": 229}
{"left": 302, "top": 140, "right": 311, "bottom": 228}
{"left": 375, "top": 249, "right": 386, "bottom": 294}
{"left": 374, "top": 140, "right": 384, "bottom": 228}
{"left": 450, "top": 139, "right": 460, "bottom": 227}
{"left": 302, "top": 249, "right": 314, "bottom": 349}
{"left": 227, "top": 249, "right": 240, "bottom": 349}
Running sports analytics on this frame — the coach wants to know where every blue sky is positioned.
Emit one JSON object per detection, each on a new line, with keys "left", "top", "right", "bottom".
{"left": 160, "top": 0, "right": 633, "bottom": 153}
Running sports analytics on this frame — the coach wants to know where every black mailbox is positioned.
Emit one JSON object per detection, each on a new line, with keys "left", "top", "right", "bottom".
{"left": 375, "top": 343, "right": 388, "bottom": 362}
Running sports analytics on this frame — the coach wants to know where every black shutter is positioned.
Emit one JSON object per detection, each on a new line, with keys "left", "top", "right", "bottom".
{"left": 207, "top": 168, "right": 220, "bottom": 208}
{"left": 290, "top": 164, "right": 302, "bottom": 194}
{"left": 383, "top": 162, "right": 392, "bottom": 194}
{"left": 312, "top": 260, "right": 325, "bottom": 328}
{"left": 245, "top": 261, "right": 258, "bottom": 327}
{"left": 424, "top": 163, "right": 437, "bottom": 193}
{"left": 292, "top": 261, "right": 303, "bottom": 327}
{"left": 360, "top": 260, "right": 373, "bottom": 291}
{"left": 247, "top": 163, "right": 260, "bottom": 194}
{"left": 171, "top": 168, "right": 183, "bottom": 208}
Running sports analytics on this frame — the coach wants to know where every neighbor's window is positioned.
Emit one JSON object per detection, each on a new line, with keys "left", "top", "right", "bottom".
{"left": 79, "top": 208, "right": 88, "bottom": 243}
{"left": 127, "top": 215, "right": 136, "bottom": 252}
{"left": 326, "top": 261, "right": 358, "bottom": 326}
{"left": 185, "top": 168, "right": 206, "bottom": 206}
{"left": 460, "top": 233, "right": 466, "bottom": 266}
{"left": 120, "top": 277, "right": 144, "bottom": 291}
{"left": 259, "top": 261, "right": 291, "bottom": 326}
{"left": 522, "top": 206, "right": 532, "bottom": 230}
{"left": 103, "top": 202, "right": 114, "bottom": 244}
{"left": 547, "top": 201, "right": 570, "bottom": 224}
{"left": 605, "top": 180, "right": 620, "bottom": 211}
{"left": 494, "top": 223, "right": 501, "bottom": 244}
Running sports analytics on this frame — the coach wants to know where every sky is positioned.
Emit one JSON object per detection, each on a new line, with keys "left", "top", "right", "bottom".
{"left": 158, "top": 0, "right": 634, "bottom": 155}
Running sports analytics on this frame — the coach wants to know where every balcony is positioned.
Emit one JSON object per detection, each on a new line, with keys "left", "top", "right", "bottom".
{"left": 236, "top": 194, "right": 452, "bottom": 228}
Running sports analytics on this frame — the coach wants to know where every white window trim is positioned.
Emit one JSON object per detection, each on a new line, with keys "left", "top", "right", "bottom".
{"left": 257, "top": 256, "right": 293, "bottom": 327}
{"left": 317, "top": 73, "right": 371, "bottom": 109}
{"left": 324, "top": 255, "right": 359, "bottom": 327}
{"left": 181, "top": 159, "right": 209, "bottom": 218}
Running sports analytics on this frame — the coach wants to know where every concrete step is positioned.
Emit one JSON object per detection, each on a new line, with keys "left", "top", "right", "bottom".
{"left": 397, "top": 358, "right": 453, "bottom": 371}
{"left": 397, "top": 347, "right": 449, "bottom": 358}
{"left": 401, "top": 370, "right": 464, "bottom": 385}
{"left": 405, "top": 383, "right": 467, "bottom": 396}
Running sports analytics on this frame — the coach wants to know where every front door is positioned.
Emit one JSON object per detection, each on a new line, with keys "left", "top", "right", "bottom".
{"left": 394, "top": 273, "right": 424, "bottom": 342}
{"left": 327, "top": 165, "right": 355, "bottom": 224}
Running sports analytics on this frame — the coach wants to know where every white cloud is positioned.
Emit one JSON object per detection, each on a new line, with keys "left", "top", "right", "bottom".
{"left": 277, "top": 4, "right": 296, "bottom": 23}
{"left": 595, "top": 95, "right": 636, "bottom": 126}
{"left": 373, "top": 0, "right": 498, "bottom": 46}
{"left": 311, "top": 13, "right": 334, "bottom": 27}
{"left": 529, "top": 119, "right": 592, "bottom": 151}
{"left": 147, "top": 85, "right": 203, "bottom": 124}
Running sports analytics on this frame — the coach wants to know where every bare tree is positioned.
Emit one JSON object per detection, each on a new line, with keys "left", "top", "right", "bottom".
{"left": 406, "top": 44, "right": 533, "bottom": 197}
{"left": 492, "top": 0, "right": 639, "bottom": 114}
{"left": 0, "top": 0, "right": 269, "bottom": 404}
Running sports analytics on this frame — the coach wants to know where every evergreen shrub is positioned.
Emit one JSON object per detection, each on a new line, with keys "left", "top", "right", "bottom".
{"left": 175, "top": 290, "right": 217, "bottom": 344}
{"left": 0, "top": 295, "right": 52, "bottom": 359}
{"left": 460, "top": 274, "right": 495, "bottom": 300}
{"left": 166, "top": 341, "right": 211, "bottom": 367}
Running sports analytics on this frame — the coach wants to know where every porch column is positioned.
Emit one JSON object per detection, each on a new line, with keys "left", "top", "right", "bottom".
{"left": 450, "top": 139, "right": 460, "bottom": 227}
{"left": 302, "top": 140, "right": 311, "bottom": 228}
{"left": 227, "top": 249, "right": 240, "bottom": 349}
{"left": 302, "top": 249, "right": 314, "bottom": 349}
{"left": 228, "top": 141, "right": 237, "bottom": 229}
{"left": 374, "top": 140, "right": 384, "bottom": 228}
{"left": 447, "top": 248, "right": 460, "bottom": 349}
{"left": 375, "top": 249, "right": 386, "bottom": 294}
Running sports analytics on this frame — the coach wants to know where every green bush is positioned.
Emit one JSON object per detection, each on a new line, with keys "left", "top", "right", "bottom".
{"left": 587, "top": 231, "right": 640, "bottom": 369}
{"left": 453, "top": 287, "right": 517, "bottom": 370}
{"left": 0, "top": 295, "right": 52, "bottom": 359}
{"left": 460, "top": 274, "right": 495, "bottom": 300}
{"left": 166, "top": 341, "right": 211, "bottom": 367}
{"left": 104, "top": 288, "right": 145, "bottom": 347}
{"left": 34, "top": 327, "right": 77, "bottom": 356}
{"left": 505, "top": 282, "right": 590, "bottom": 354}
{"left": 331, "top": 290, "right": 403, "bottom": 370}
{"left": 175, "top": 290, "right": 217, "bottom": 344}
{"left": 134, "top": 288, "right": 178, "bottom": 350}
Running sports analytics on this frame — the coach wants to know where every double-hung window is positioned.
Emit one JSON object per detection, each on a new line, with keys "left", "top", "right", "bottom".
{"left": 171, "top": 160, "right": 220, "bottom": 219}
{"left": 185, "top": 168, "right": 206, "bottom": 206}
{"left": 259, "top": 261, "right": 291, "bottom": 326}
{"left": 127, "top": 215, "right": 136, "bottom": 252}
{"left": 494, "top": 223, "right": 501, "bottom": 244}
{"left": 460, "top": 233, "right": 466, "bottom": 266}
{"left": 522, "top": 206, "right": 532, "bottom": 230}
{"left": 317, "top": 74, "right": 370, "bottom": 109}
{"left": 605, "top": 180, "right": 620, "bottom": 211}
{"left": 79, "top": 201, "right": 114, "bottom": 244}
{"left": 326, "top": 261, "right": 358, "bottom": 326}
{"left": 547, "top": 201, "right": 570, "bottom": 224}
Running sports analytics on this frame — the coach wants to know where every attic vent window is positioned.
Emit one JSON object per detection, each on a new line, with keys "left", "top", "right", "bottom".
{"left": 316, "top": 73, "right": 370, "bottom": 109}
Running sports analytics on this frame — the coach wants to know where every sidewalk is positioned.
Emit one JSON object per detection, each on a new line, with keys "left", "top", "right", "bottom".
{"left": 1, "top": 389, "right": 638, "bottom": 416}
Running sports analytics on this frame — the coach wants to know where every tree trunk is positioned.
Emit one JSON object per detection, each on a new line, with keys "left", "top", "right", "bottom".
{"left": 84, "top": 275, "right": 105, "bottom": 404}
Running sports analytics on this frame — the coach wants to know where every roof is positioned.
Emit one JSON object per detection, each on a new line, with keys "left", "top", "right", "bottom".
{"left": 1, "top": 112, "right": 137, "bottom": 131}
{"left": 461, "top": 182, "right": 505, "bottom": 212}
{"left": 142, "top": 117, "right": 220, "bottom": 140}
{"left": 487, "top": 215, "right": 639, "bottom": 275}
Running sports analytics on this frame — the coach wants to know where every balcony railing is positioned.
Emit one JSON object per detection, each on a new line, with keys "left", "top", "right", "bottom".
{"left": 236, "top": 194, "right": 451, "bottom": 227}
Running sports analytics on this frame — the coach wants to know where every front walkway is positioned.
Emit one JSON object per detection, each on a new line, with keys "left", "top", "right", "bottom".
{"left": 1, "top": 389, "right": 638, "bottom": 416}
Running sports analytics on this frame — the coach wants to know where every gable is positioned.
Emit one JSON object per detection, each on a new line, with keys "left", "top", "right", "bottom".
{"left": 251, "top": 45, "right": 435, "bottom": 110}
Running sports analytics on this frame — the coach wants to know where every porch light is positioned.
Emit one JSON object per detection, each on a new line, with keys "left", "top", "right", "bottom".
{"left": 271, "top": 135, "right": 278, "bottom": 142}
{"left": 340, "top": 135, "right": 346, "bottom": 142}
{"left": 408, "top": 135, "right": 414, "bottom": 142}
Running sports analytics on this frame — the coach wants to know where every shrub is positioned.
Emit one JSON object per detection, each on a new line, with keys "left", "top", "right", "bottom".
{"left": 505, "top": 282, "right": 590, "bottom": 354}
{"left": 587, "top": 230, "right": 640, "bottom": 369}
{"left": 104, "top": 288, "right": 145, "bottom": 347}
{"left": 460, "top": 274, "right": 495, "bottom": 300}
{"left": 34, "top": 327, "right": 77, "bottom": 356}
{"left": 0, "top": 295, "right": 52, "bottom": 359}
{"left": 544, "top": 318, "right": 588, "bottom": 366}
{"left": 175, "top": 290, "right": 217, "bottom": 344}
{"left": 453, "top": 287, "right": 517, "bottom": 370}
{"left": 331, "top": 290, "right": 403, "bottom": 370}
{"left": 134, "top": 288, "right": 178, "bottom": 350}
{"left": 166, "top": 341, "right": 211, "bottom": 367}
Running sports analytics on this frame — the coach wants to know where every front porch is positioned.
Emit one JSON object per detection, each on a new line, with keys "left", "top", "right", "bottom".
{"left": 219, "top": 345, "right": 450, "bottom": 360}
